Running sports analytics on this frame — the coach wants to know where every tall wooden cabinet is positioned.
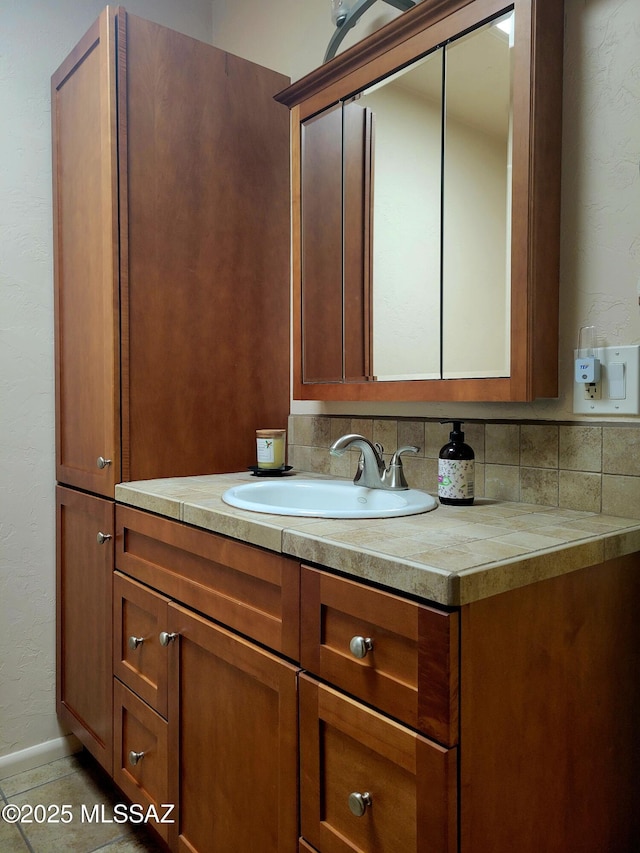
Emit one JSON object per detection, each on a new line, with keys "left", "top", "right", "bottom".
{"left": 52, "top": 6, "right": 290, "bottom": 775}
{"left": 52, "top": 5, "right": 290, "bottom": 496}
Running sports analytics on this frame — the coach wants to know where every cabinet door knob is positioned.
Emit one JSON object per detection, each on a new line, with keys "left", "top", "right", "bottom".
{"left": 159, "top": 631, "right": 177, "bottom": 646}
{"left": 96, "top": 531, "right": 112, "bottom": 545}
{"left": 128, "top": 636, "right": 144, "bottom": 650}
{"left": 349, "top": 635, "right": 374, "bottom": 659}
{"left": 348, "top": 792, "right": 372, "bottom": 817}
{"left": 96, "top": 456, "right": 112, "bottom": 469}
{"left": 128, "top": 750, "right": 145, "bottom": 766}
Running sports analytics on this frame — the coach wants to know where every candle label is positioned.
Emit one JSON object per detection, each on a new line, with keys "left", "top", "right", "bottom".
{"left": 257, "top": 438, "right": 276, "bottom": 464}
{"left": 256, "top": 432, "right": 285, "bottom": 468}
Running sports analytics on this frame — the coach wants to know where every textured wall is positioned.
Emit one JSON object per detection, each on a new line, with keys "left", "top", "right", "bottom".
{"left": 0, "top": 0, "right": 214, "bottom": 761}
{"left": 212, "top": 0, "right": 640, "bottom": 421}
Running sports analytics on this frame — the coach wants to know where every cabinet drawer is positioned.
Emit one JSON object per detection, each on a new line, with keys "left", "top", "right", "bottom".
{"left": 301, "top": 566, "right": 458, "bottom": 745}
{"left": 113, "top": 679, "right": 169, "bottom": 843}
{"left": 299, "top": 675, "right": 457, "bottom": 853}
{"left": 116, "top": 505, "right": 300, "bottom": 660}
{"left": 114, "top": 572, "right": 170, "bottom": 717}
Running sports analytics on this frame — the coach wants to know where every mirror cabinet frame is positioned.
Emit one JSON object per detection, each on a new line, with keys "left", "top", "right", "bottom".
{"left": 276, "top": 0, "right": 564, "bottom": 403}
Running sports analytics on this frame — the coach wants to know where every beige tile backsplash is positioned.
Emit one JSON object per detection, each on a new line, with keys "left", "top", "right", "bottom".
{"left": 288, "top": 415, "right": 640, "bottom": 519}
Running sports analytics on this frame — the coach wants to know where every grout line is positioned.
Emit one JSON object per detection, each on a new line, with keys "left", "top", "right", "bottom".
{"left": 2, "top": 759, "right": 161, "bottom": 852}
{"left": 1, "top": 767, "right": 79, "bottom": 798}
{"left": 1, "top": 785, "right": 36, "bottom": 853}
{"left": 21, "top": 828, "right": 36, "bottom": 853}
{"left": 87, "top": 832, "right": 135, "bottom": 852}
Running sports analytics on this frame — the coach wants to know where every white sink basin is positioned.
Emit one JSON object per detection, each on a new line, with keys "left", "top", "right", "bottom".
{"left": 222, "top": 479, "right": 438, "bottom": 519}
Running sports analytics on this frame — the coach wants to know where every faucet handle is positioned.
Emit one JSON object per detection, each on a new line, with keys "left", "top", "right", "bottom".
{"left": 386, "top": 446, "right": 420, "bottom": 490}
{"left": 390, "top": 445, "right": 419, "bottom": 463}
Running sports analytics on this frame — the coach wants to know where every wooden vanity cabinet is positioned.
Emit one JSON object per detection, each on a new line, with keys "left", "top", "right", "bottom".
{"left": 60, "top": 487, "right": 640, "bottom": 853}
{"left": 113, "top": 508, "right": 301, "bottom": 853}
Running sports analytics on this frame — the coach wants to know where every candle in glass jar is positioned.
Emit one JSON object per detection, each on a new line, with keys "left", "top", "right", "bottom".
{"left": 256, "top": 429, "right": 286, "bottom": 469}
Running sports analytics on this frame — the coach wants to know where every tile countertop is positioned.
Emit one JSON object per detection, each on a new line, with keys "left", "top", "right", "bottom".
{"left": 115, "top": 472, "right": 640, "bottom": 607}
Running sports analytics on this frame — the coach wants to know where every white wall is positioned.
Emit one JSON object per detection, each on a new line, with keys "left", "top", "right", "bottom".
{"left": 210, "top": 1, "right": 411, "bottom": 84}
{"left": 212, "top": 0, "right": 640, "bottom": 420}
{"left": 0, "top": 0, "right": 214, "bottom": 761}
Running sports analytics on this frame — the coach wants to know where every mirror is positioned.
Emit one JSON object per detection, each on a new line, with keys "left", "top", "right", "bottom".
{"left": 442, "top": 14, "right": 513, "bottom": 379}
{"left": 360, "top": 51, "right": 443, "bottom": 381}
{"left": 301, "top": 11, "right": 514, "bottom": 384}
{"left": 277, "top": 0, "right": 562, "bottom": 402}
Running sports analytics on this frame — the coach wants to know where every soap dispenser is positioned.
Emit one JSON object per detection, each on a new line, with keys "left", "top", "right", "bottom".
{"left": 438, "top": 421, "right": 475, "bottom": 506}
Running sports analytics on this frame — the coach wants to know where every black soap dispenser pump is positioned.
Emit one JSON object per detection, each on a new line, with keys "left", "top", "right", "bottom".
{"left": 438, "top": 421, "right": 475, "bottom": 506}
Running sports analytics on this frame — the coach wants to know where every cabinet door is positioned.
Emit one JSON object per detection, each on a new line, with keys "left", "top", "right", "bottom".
{"left": 56, "top": 486, "right": 114, "bottom": 773}
{"left": 122, "top": 12, "right": 290, "bottom": 480}
{"left": 299, "top": 675, "right": 457, "bottom": 853}
{"left": 52, "top": 9, "right": 120, "bottom": 496}
{"left": 166, "top": 602, "right": 299, "bottom": 853}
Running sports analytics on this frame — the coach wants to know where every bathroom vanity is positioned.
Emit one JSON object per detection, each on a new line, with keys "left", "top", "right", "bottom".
{"left": 103, "top": 472, "right": 640, "bottom": 853}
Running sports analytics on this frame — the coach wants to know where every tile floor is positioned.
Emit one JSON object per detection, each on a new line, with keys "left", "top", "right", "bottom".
{"left": 0, "top": 751, "right": 166, "bottom": 852}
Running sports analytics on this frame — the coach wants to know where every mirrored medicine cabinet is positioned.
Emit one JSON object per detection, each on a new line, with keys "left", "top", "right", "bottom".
{"left": 276, "top": 0, "right": 563, "bottom": 403}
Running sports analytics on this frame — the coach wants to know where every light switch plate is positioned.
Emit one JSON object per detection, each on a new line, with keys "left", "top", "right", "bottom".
{"left": 573, "top": 345, "right": 640, "bottom": 415}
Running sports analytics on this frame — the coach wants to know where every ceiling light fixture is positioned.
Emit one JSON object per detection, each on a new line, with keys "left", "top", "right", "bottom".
{"left": 325, "top": 0, "right": 416, "bottom": 62}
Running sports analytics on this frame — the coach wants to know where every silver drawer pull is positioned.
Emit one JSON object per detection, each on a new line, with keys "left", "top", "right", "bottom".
{"left": 159, "top": 631, "right": 177, "bottom": 646}
{"left": 96, "top": 531, "right": 112, "bottom": 545}
{"left": 349, "top": 636, "right": 373, "bottom": 659}
{"left": 128, "top": 636, "right": 144, "bottom": 650}
{"left": 348, "top": 792, "right": 372, "bottom": 817}
{"left": 96, "top": 456, "right": 112, "bottom": 469}
{"left": 128, "top": 750, "right": 145, "bottom": 766}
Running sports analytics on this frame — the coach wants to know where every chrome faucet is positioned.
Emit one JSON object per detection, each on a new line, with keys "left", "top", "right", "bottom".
{"left": 329, "top": 433, "right": 419, "bottom": 490}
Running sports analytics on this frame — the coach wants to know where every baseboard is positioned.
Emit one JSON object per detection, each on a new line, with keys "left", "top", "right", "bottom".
{"left": 0, "top": 734, "right": 82, "bottom": 780}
